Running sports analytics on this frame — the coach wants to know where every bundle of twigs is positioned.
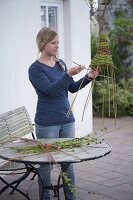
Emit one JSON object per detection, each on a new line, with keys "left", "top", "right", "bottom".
{"left": 10, "top": 136, "right": 99, "bottom": 154}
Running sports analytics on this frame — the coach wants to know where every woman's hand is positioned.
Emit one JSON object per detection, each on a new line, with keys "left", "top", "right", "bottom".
{"left": 67, "top": 65, "right": 85, "bottom": 77}
{"left": 87, "top": 68, "right": 99, "bottom": 80}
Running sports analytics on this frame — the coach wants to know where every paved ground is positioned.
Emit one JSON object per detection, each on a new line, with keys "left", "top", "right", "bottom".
{"left": 0, "top": 116, "right": 133, "bottom": 200}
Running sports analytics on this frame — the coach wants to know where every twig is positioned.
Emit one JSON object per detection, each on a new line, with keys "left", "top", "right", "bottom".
{"left": 73, "top": 61, "right": 92, "bottom": 71}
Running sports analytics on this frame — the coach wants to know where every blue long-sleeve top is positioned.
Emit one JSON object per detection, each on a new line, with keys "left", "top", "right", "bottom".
{"left": 28, "top": 60, "right": 91, "bottom": 126}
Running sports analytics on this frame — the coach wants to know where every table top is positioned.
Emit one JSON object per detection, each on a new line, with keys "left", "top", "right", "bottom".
{"left": 0, "top": 138, "right": 112, "bottom": 164}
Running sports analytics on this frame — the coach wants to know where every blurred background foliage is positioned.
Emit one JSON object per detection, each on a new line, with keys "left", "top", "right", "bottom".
{"left": 90, "top": 0, "right": 133, "bottom": 117}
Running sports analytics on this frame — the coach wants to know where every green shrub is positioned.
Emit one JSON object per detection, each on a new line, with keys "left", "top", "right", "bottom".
{"left": 93, "top": 78, "right": 133, "bottom": 117}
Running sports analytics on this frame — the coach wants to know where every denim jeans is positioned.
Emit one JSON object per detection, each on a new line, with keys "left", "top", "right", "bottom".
{"left": 35, "top": 122, "right": 75, "bottom": 200}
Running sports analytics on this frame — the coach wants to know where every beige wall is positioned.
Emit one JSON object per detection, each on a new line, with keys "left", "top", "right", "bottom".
{"left": 0, "top": 0, "right": 40, "bottom": 120}
{"left": 63, "top": 0, "right": 93, "bottom": 137}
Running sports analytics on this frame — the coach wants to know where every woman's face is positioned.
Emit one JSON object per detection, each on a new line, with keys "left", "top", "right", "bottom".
{"left": 43, "top": 35, "right": 59, "bottom": 57}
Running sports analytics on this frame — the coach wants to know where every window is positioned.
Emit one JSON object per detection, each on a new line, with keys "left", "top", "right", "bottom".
{"left": 41, "top": 6, "right": 58, "bottom": 31}
{"left": 41, "top": 0, "right": 64, "bottom": 58}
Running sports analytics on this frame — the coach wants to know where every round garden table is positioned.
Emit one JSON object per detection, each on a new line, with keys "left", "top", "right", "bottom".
{"left": 0, "top": 138, "right": 112, "bottom": 200}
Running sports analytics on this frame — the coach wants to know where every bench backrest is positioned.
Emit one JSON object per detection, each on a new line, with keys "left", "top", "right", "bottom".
{"left": 0, "top": 106, "right": 34, "bottom": 143}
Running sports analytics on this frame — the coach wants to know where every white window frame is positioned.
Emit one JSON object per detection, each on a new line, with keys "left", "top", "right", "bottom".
{"left": 41, "top": 0, "right": 64, "bottom": 59}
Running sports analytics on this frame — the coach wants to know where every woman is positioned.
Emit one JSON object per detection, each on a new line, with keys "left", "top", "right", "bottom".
{"left": 28, "top": 27, "right": 99, "bottom": 200}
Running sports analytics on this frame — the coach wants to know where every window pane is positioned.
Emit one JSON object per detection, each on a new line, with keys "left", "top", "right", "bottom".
{"left": 41, "top": 6, "right": 46, "bottom": 27}
{"left": 48, "top": 7, "right": 57, "bottom": 31}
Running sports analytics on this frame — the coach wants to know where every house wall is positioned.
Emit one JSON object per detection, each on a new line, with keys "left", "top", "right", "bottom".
{"left": 0, "top": 0, "right": 40, "bottom": 119}
{"left": 63, "top": 0, "right": 93, "bottom": 137}
{"left": 0, "top": 0, "right": 92, "bottom": 137}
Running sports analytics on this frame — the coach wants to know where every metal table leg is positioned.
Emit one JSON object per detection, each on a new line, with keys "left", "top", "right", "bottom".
{"left": 0, "top": 165, "right": 31, "bottom": 200}
{"left": 0, "top": 163, "right": 44, "bottom": 200}
{"left": 45, "top": 163, "right": 70, "bottom": 200}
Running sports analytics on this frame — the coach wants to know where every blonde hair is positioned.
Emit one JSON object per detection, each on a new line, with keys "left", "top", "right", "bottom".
{"left": 36, "top": 27, "right": 58, "bottom": 53}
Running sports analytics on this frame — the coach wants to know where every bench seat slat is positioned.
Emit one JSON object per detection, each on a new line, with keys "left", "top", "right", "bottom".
{"left": 7, "top": 120, "right": 33, "bottom": 132}
{"left": 10, "top": 126, "right": 34, "bottom": 138}
{"left": 6, "top": 112, "right": 31, "bottom": 122}
{"left": 0, "top": 106, "right": 34, "bottom": 142}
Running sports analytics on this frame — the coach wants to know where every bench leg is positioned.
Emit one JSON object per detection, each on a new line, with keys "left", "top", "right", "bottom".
{"left": 0, "top": 164, "right": 33, "bottom": 200}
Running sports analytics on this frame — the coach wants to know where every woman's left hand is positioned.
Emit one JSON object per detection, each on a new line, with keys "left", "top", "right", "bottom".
{"left": 87, "top": 68, "right": 99, "bottom": 80}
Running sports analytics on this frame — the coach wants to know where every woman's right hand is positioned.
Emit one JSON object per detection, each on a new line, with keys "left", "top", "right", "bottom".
{"left": 67, "top": 65, "right": 85, "bottom": 77}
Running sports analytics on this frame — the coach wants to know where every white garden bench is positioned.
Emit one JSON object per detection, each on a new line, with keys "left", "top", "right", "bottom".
{"left": 0, "top": 106, "right": 36, "bottom": 199}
